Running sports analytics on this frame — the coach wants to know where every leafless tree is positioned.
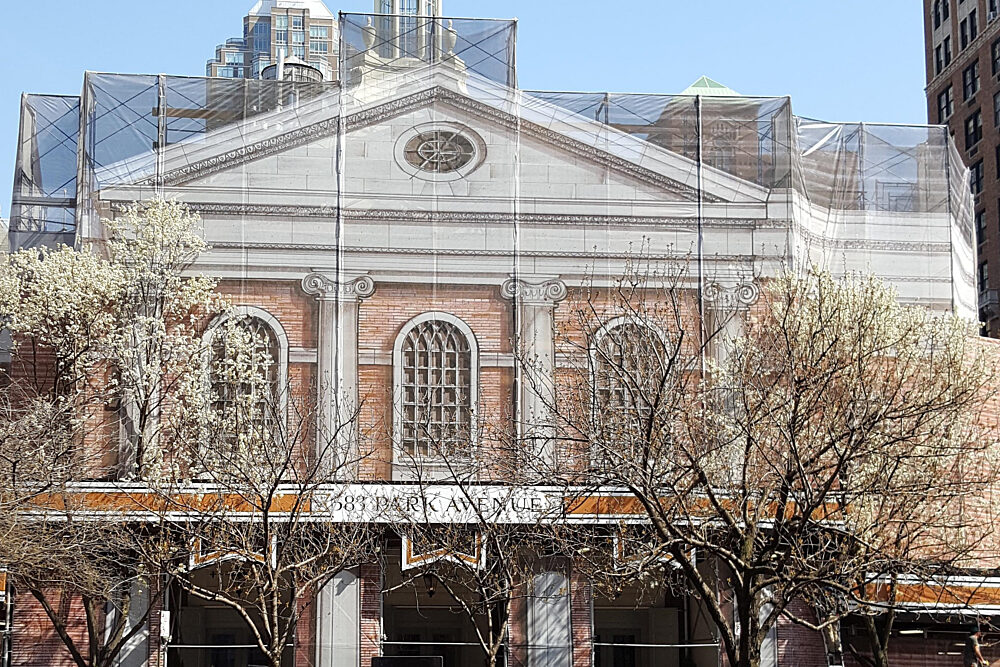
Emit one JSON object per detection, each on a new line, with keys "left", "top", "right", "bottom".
{"left": 145, "top": 322, "right": 377, "bottom": 667}
{"left": 520, "top": 263, "right": 998, "bottom": 667}
{"left": 384, "top": 404, "right": 575, "bottom": 667}
{"left": 0, "top": 400, "right": 161, "bottom": 667}
{"left": 393, "top": 477, "right": 562, "bottom": 665}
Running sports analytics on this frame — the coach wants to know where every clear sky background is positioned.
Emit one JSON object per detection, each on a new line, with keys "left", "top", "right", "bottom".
{"left": 0, "top": 0, "right": 928, "bottom": 219}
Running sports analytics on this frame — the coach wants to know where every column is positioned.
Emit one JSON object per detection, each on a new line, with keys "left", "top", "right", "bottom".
{"left": 501, "top": 277, "right": 567, "bottom": 466}
{"left": 316, "top": 570, "right": 360, "bottom": 667}
{"left": 703, "top": 279, "right": 759, "bottom": 480}
{"left": 703, "top": 279, "right": 759, "bottom": 370}
{"left": 359, "top": 563, "right": 383, "bottom": 666}
{"left": 528, "top": 571, "right": 572, "bottom": 667}
{"left": 302, "top": 272, "right": 376, "bottom": 475}
{"left": 569, "top": 570, "right": 593, "bottom": 667}
{"left": 104, "top": 579, "right": 150, "bottom": 667}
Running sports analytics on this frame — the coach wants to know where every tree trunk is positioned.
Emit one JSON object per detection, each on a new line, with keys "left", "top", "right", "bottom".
{"left": 735, "top": 591, "right": 763, "bottom": 667}
{"left": 866, "top": 614, "right": 891, "bottom": 667}
{"left": 740, "top": 640, "right": 763, "bottom": 667}
{"left": 29, "top": 588, "right": 91, "bottom": 667}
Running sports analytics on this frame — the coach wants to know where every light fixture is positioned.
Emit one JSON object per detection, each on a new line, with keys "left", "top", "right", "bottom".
{"left": 423, "top": 571, "right": 436, "bottom": 598}
{"left": 898, "top": 629, "right": 924, "bottom": 635}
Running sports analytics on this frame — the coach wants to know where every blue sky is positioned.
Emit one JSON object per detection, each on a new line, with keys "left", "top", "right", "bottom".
{"left": 0, "top": 0, "right": 927, "bottom": 219}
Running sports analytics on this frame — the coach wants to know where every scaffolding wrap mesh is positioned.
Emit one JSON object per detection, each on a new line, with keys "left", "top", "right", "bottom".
{"left": 0, "top": 15, "right": 985, "bottom": 666}
{"left": 8, "top": 13, "right": 975, "bottom": 319}
{"left": 10, "top": 94, "right": 80, "bottom": 249}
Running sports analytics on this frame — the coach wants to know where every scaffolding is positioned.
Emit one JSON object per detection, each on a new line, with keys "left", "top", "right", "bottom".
{"left": 8, "top": 12, "right": 974, "bottom": 318}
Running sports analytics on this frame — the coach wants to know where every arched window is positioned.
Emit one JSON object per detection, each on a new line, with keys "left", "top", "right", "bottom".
{"left": 590, "top": 317, "right": 670, "bottom": 422}
{"left": 204, "top": 306, "right": 289, "bottom": 436}
{"left": 393, "top": 312, "right": 478, "bottom": 459}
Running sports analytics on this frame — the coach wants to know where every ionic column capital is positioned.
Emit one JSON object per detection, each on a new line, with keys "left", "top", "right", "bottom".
{"left": 704, "top": 280, "right": 759, "bottom": 311}
{"left": 301, "top": 272, "right": 376, "bottom": 302}
{"left": 500, "top": 277, "right": 567, "bottom": 306}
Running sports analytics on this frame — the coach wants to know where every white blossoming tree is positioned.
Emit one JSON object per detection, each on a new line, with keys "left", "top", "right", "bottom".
{"left": 1, "top": 199, "right": 379, "bottom": 667}
{"left": 1, "top": 199, "right": 378, "bottom": 667}
{"left": 0, "top": 200, "right": 224, "bottom": 667}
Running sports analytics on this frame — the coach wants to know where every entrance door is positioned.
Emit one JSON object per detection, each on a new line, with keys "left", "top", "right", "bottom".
{"left": 383, "top": 606, "right": 482, "bottom": 667}
{"left": 593, "top": 607, "right": 679, "bottom": 667}
{"left": 165, "top": 569, "right": 293, "bottom": 667}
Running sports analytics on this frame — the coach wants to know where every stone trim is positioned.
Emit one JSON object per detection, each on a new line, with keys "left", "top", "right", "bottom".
{"left": 703, "top": 280, "right": 760, "bottom": 310}
{"left": 185, "top": 203, "right": 764, "bottom": 228}
{"left": 289, "top": 347, "right": 318, "bottom": 364}
{"left": 213, "top": 242, "right": 751, "bottom": 263}
{"left": 301, "top": 273, "right": 377, "bottom": 301}
{"left": 357, "top": 349, "right": 513, "bottom": 367}
{"left": 148, "top": 86, "right": 719, "bottom": 201}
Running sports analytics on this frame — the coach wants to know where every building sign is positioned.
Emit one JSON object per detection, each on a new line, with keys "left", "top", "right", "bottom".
{"left": 32, "top": 483, "right": 665, "bottom": 524}
{"left": 314, "top": 484, "right": 563, "bottom": 524}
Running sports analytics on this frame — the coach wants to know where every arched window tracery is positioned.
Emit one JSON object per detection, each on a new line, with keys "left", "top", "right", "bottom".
{"left": 204, "top": 306, "right": 289, "bottom": 442}
{"left": 590, "top": 317, "right": 671, "bottom": 423}
{"left": 393, "top": 312, "right": 478, "bottom": 459}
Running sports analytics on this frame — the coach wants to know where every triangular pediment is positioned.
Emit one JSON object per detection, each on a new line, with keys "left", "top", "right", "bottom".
{"left": 99, "top": 66, "right": 769, "bottom": 207}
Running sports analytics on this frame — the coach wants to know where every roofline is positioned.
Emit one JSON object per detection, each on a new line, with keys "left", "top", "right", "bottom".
{"left": 340, "top": 11, "right": 516, "bottom": 22}
{"left": 19, "top": 73, "right": 941, "bottom": 134}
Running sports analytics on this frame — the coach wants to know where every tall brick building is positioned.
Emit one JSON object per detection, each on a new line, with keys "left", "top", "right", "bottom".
{"left": 4, "top": 8, "right": 995, "bottom": 667}
{"left": 924, "top": 0, "right": 1000, "bottom": 333}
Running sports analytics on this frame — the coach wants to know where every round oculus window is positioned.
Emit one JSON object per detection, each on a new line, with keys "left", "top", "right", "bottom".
{"left": 403, "top": 130, "right": 478, "bottom": 174}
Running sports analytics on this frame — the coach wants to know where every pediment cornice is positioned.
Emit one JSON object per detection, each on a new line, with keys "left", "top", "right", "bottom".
{"left": 186, "top": 202, "right": 753, "bottom": 227}
{"left": 144, "top": 86, "right": 719, "bottom": 202}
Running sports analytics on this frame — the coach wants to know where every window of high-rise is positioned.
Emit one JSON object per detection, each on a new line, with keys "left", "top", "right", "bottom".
{"left": 400, "top": 0, "right": 418, "bottom": 56}
{"left": 253, "top": 21, "right": 270, "bottom": 54}
{"left": 275, "top": 15, "right": 288, "bottom": 44}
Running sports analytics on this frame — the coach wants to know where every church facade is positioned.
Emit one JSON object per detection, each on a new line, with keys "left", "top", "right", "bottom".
{"left": 5, "top": 9, "right": 991, "bottom": 667}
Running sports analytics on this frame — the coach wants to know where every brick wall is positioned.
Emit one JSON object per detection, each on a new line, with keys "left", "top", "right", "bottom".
{"left": 360, "top": 563, "right": 382, "bottom": 667}
{"left": 145, "top": 578, "right": 163, "bottom": 667}
{"left": 10, "top": 590, "right": 89, "bottom": 667}
{"left": 220, "top": 279, "right": 321, "bottom": 474}
{"left": 570, "top": 568, "right": 593, "bottom": 667}
{"left": 220, "top": 280, "right": 317, "bottom": 349}
{"left": 357, "top": 282, "right": 515, "bottom": 481}
{"left": 775, "top": 600, "right": 827, "bottom": 667}
{"left": 358, "top": 283, "right": 512, "bottom": 355}
{"left": 508, "top": 578, "right": 527, "bottom": 667}
{"left": 849, "top": 634, "right": 970, "bottom": 667}
{"left": 9, "top": 272, "right": 1000, "bottom": 667}
{"left": 295, "top": 593, "right": 315, "bottom": 667}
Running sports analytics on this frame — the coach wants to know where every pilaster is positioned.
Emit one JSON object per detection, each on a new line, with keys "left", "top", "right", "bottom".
{"left": 570, "top": 568, "right": 594, "bottom": 667}
{"left": 501, "top": 277, "right": 567, "bottom": 468}
{"left": 302, "top": 272, "right": 376, "bottom": 475}
{"left": 703, "top": 279, "right": 759, "bottom": 369}
{"left": 359, "top": 563, "right": 383, "bottom": 666}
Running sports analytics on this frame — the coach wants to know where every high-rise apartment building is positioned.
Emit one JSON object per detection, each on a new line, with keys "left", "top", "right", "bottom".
{"left": 924, "top": 0, "right": 1000, "bottom": 333}
{"left": 207, "top": 0, "right": 339, "bottom": 80}
{"left": 206, "top": 0, "right": 443, "bottom": 81}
